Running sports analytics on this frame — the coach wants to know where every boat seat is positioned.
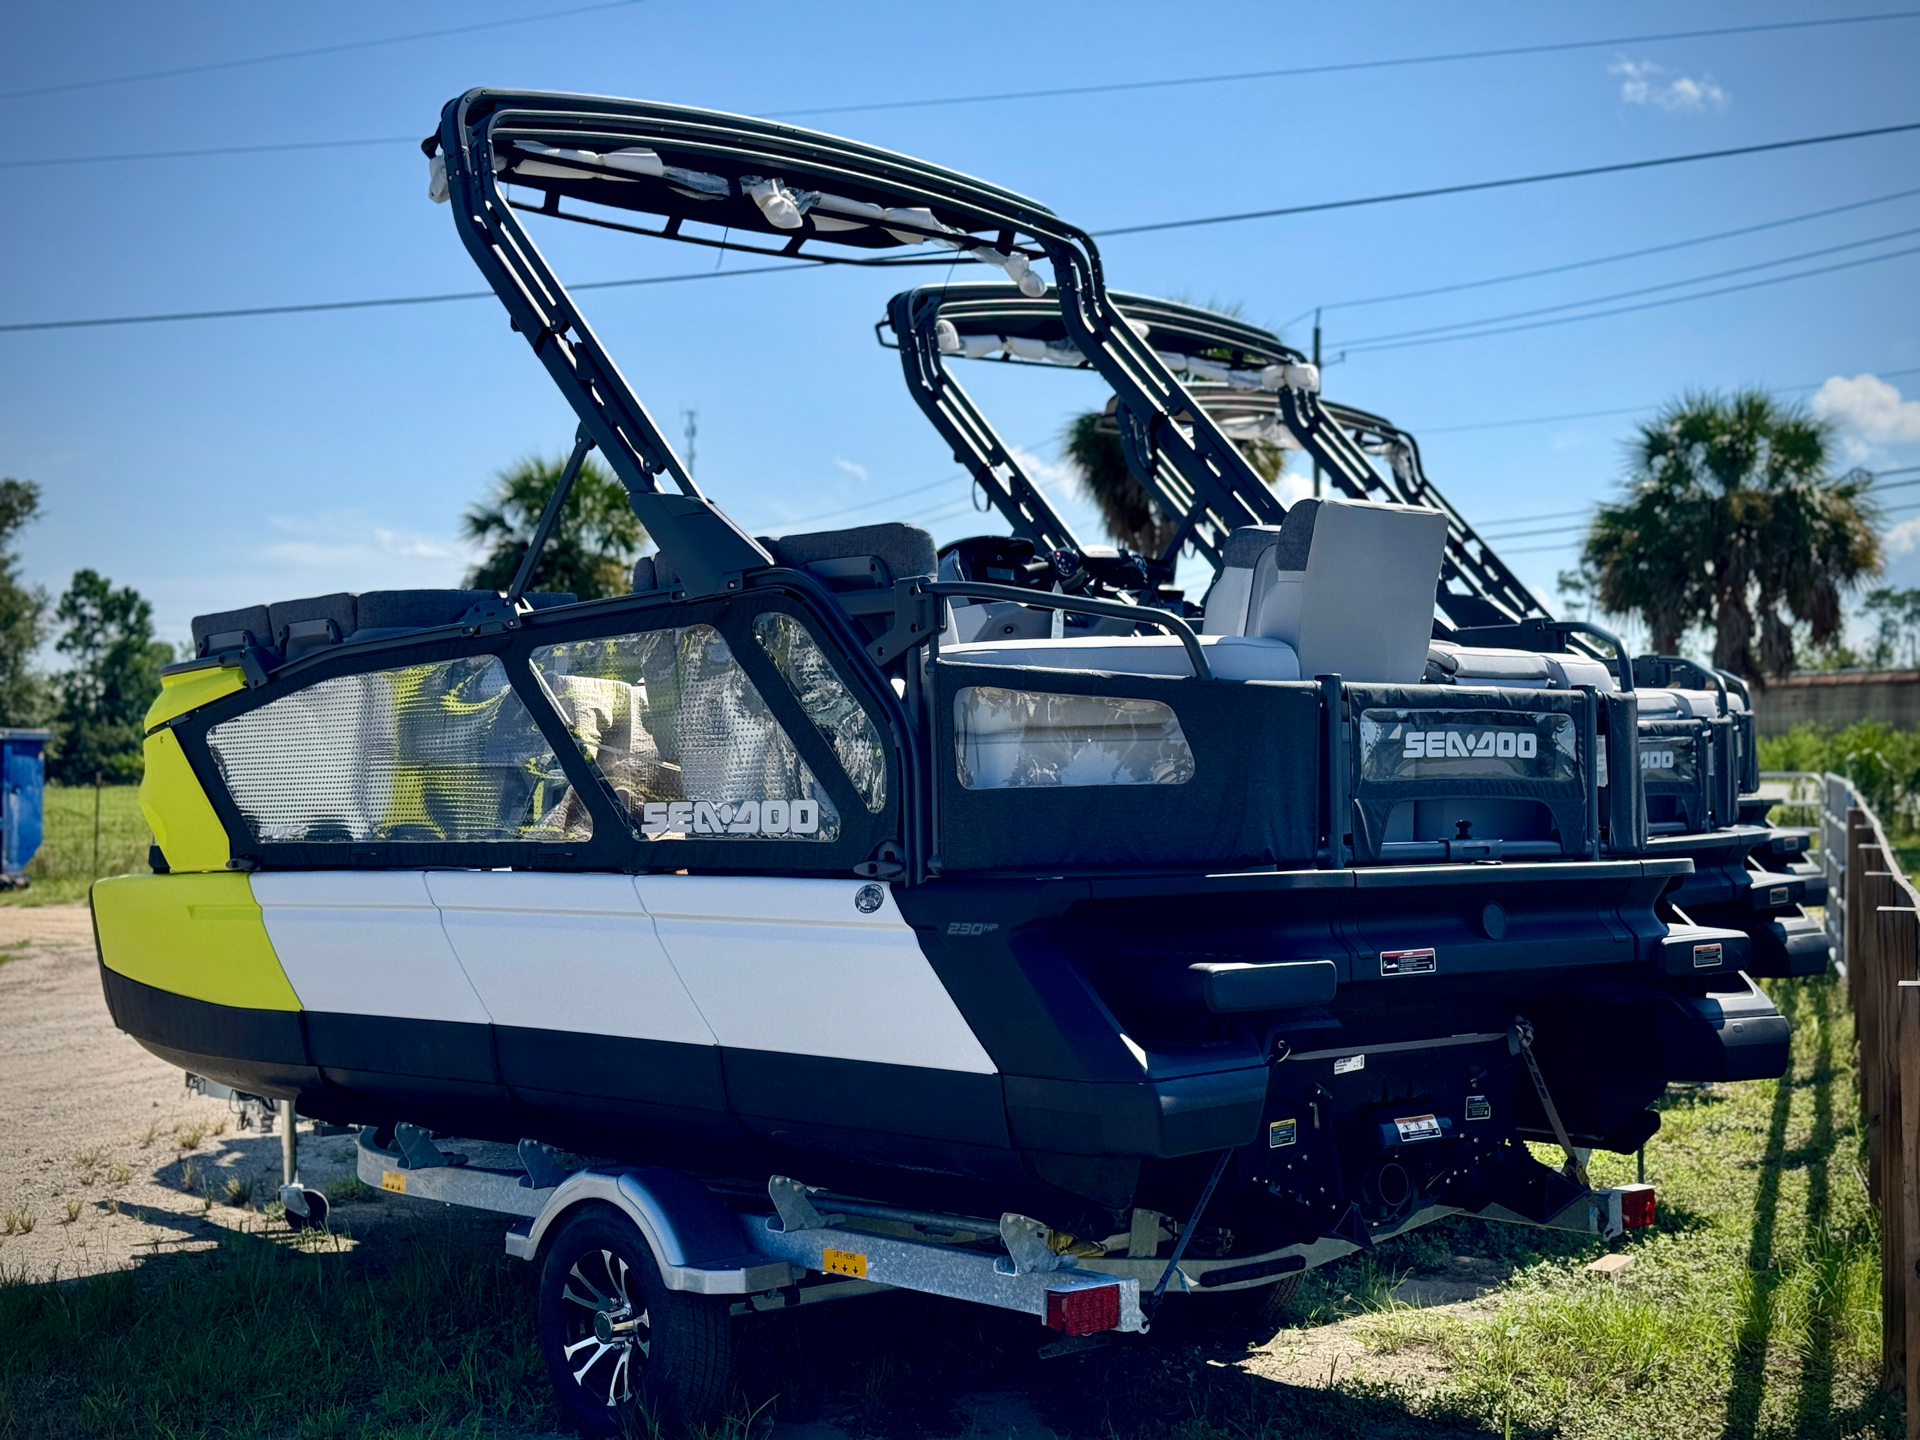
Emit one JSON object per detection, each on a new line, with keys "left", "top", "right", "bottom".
{"left": 192, "top": 605, "right": 272, "bottom": 658}
{"left": 349, "top": 589, "right": 577, "bottom": 643}
{"left": 195, "top": 590, "right": 578, "bottom": 654}
{"left": 1202, "top": 499, "right": 1446, "bottom": 684}
{"left": 943, "top": 633, "right": 1300, "bottom": 682}
{"left": 269, "top": 593, "right": 356, "bottom": 661}
{"left": 633, "top": 522, "right": 936, "bottom": 597}
{"left": 1546, "top": 654, "right": 1620, "bottom": 691}
{"left": 1427, "top": 640, "right": 1552, "bottom": 687}
{"left": 767, "top": 522, "right": 936, "bottom": 587}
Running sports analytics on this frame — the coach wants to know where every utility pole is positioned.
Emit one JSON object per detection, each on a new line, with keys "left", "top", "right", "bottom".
{"left": 682, "top": 408, "right": 698, "bottom": 481}
{"left": 1311, "top": 309, "right": 1323, "bottom": 500}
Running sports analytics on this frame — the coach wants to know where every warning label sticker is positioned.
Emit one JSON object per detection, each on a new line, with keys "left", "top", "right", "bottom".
{"left": 1393, "top": 1114, "right": 1444, "bottom": 1143}
{"left": 1380, "top": 948, "right": 1437, "bottom": 976}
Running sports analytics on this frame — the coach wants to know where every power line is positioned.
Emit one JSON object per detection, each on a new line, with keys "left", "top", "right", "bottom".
{"left": 768, "top": 12, "right": 1920, "bottom": 119}
{"left": 0, "top": 261, "right": 810, "bottom": 335}
{"left": 755, "top": 471, "right": 970, "bottom": 532}
{"left": 1344, "top": 242, "right": 1920, "bottom": 355}
{"left": 1286, "top": 186, "right": 1920, "bottom": 323}
{"left": 1096, "top": 121, "right": 1920, "bottom": 238}
{"left": 0, "top": 0, "right": 644, "bottom": 102}
{"left": 0, "top": 136, "right": 420, "bottom": 171}
{"left": 1423, "top": 404, "right": 1657, "bottom": 435}
{"left": 1416, "top": 366, "right": 1920, "bottom": 434}
{"left": 1343, "top": 223, "right": 1920, "bottom": 347}
{"left": 1502, "top": 539, "right": 1585, "bottom": 556}
{"left": 10, "top": 120, "right": 1919, "bottom": 337}
{"left": 18, "top": 17, "right": 1920, "bottom": 173}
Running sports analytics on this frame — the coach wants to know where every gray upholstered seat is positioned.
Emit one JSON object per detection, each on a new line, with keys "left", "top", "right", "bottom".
{"left": 194, "top": 590, "right": 578, "bottom": 654}
{"left": 768, "top": 522, "right": 936, "bottom": 585}
{"left": 631, "top": 522, "right": 936, "bottom": 596}
{"left": 1202, "top": 499, "right": 1446, "bottom": 683}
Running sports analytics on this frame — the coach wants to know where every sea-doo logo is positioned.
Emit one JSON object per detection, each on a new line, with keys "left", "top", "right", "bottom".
{"left": 639, "top": 799, "right": 820, "bottom": 837}
{"left": 1403, "top": 730, "right": 1537, "bottom": 760}
{"left": 1642, "top": 749, "right": 1677, "bottom": 770}
{"left": 855, "top": 884, "right": 886, "bottom": 914}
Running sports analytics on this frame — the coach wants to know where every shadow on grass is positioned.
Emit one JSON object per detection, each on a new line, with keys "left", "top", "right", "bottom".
{"left": 728, "top": 1287, "right": 1546, "bottom": 1440}
{"left": 0, "top": 1209, "right": 550, "bottom": 1440}
{"left": 0, "top": 1207, "right": 1529, "bottom": 1440}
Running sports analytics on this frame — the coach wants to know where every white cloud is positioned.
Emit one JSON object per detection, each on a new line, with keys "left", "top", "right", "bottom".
{"left": 832, "top": 457, "right": 868, "bottom": 482}
{"left": 1611, "top": 58, "right": 1729, "bottom": 113}
{"left": 1009, "top": 445, "right": 1077, "bottom": 497}
{"left": 1812, "top": 373, "right": 1920, "bottom": 445}
{"left": 1880, "top": 517, "right": 1920, "bottom": 589}
{"left": 254, "top": 511, "right": 473, "bottom": 591}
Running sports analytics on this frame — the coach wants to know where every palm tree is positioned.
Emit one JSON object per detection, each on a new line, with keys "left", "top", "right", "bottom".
{"left": 1063, "top": 411, "right": 1285, "bottom": 558}
{"left": 1581, "top": 390, "right": 1881, "bottom": 680}
{"left": 463, "top": 454, "right": 648, "bottom": 600}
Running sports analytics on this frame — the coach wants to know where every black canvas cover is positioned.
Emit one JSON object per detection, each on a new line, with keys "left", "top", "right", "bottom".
{"left": 932, "top": 661, "right": 1320, "bottom": 873}
{"left": 1344, "top": 684, "right": 1596, "bottom": 862}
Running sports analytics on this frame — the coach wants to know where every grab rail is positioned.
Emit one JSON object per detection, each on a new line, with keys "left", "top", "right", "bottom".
{"left": 921, "top": 581, "right": 1212, "bottom": 681}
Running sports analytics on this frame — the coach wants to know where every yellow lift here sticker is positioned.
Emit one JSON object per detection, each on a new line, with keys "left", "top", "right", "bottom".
{"left": 821, "top": 1248, "right": 867, "bottom": 1278}
{"left": 381, "top": 1170, "right": 408, "bottom": 1195}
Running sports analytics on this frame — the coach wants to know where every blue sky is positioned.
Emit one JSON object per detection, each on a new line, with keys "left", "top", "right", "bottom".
{"left": 3, "top": 1, "right": 1918, "bottom": 652}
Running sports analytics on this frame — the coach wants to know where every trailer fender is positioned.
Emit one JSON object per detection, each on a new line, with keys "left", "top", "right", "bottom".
{"left": 507, "top": 1167, "right": 795, "bottom": 1295}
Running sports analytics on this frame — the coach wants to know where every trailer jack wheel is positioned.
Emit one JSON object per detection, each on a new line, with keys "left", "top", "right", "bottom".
{"left": 279, "top": 1186, "right": 329, "bottom": 1233}
{"left": 538, "top": 1208, "right": 732, "bottom": 1436}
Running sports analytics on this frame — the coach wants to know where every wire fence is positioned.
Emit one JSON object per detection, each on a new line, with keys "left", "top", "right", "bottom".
{"left": 17, "top": 781, "right": 152, "bottom": 904}
{"left": 1782, "top": 769, "right": 1920, "bottom": 1429}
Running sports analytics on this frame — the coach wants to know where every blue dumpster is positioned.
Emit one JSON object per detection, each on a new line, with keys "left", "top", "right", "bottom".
{"left": 0, "top": 730, "right": 49, "bottom": 885}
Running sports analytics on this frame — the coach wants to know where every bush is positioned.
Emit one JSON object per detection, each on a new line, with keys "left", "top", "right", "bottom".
{"left": 1758, "top": 720, "right": 1920, "bottom": 832}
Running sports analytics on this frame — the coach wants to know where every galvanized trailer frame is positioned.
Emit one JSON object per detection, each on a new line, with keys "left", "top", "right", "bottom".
{"left": 353, "top": 1125, "right": 1648, "bottom": 1340}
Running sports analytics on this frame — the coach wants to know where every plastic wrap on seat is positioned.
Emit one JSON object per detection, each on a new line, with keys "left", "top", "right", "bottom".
{"left": 953, "top": 685, "right": 1194, "bottom": 790}
{"left": 531, "top": 624, "right": 840, "bottom": 841}
{"left": 206, "top": 656, "right": 584, "bottom": 843}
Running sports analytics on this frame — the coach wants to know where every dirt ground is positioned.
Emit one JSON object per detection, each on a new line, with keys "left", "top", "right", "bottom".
{"left": 0, "top": 904, "right": 388, "bottom": 1283}
{"left": 0, "top": 903, "right": 1502, "bottom": 1437}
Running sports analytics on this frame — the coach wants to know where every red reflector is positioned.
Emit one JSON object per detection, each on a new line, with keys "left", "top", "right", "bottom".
{"left": 1046, "top": 1284, "right": 1121, "bottom": 1336}
{"left": 1619, "top": 1183, "right": 1656, "bottom": 1228}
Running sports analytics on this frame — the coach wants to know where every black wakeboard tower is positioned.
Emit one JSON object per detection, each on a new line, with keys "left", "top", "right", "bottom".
{"left": 880, "top": 282, "right": 1549, "bottom": 630}
{"left": 428, "top": 91, "right": 1275, "bottom": 602}
{"left": 880, "top": 283, "right": 1825, "bottom": 973}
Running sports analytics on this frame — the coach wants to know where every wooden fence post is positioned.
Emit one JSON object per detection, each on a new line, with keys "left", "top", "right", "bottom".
{"left": 1862, "top": 871, "right": 1900, "bottom": 1196}
{"left": 1900, "top": 980, "right": 1920, "bottom": 1437}
{"left": 1877, "top": 906, "right": 1918, "bottom": 1393}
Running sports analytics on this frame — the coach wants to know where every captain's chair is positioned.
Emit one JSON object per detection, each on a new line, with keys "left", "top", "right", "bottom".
{"left": 1203, "top": 499, "right": 1446, "bottom": 684}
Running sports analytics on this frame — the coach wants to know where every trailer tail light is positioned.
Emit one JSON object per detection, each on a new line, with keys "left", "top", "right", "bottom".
{"left": 1046, "top": 1283, "right": 1121, "bottom": 1336}
{"left": 1619, "top": 1184, "right": 1656, "bottom": 1228}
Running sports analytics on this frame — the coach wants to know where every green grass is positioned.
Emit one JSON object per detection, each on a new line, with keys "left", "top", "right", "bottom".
{"left": 1322, "top": 974, "right": 1897, "bottom": 1440}
{"left": 0, "top": 976, "right": 1899, "bottom": 1439}
{"left": 7, "top": 782, "right": 151, "bottom": 906}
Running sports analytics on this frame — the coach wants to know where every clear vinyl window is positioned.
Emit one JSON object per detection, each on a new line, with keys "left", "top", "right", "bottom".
{"left": 751, "top": 611, "right": 887, "bottom": 813}
{"left": 205, "top": 655, "right": 584, "bottom": 844}
{"left": 530, "top": 623, "right": 840, "bottom": 841}
{"left": 953, "top": 686, "right": 1194, "bottom": 790}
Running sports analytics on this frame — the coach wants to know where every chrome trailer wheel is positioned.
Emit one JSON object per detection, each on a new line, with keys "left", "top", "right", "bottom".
{"left": 537, "top": 1207, "right": 732, "bottom": 1436}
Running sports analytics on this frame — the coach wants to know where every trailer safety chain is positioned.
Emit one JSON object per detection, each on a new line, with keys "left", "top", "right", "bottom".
{"left": 1145, "top": 1147, "right": 1235, "bottom": 1324}
{"left": 1511, "top": 1016, "right": 1590, "bottom": 1190}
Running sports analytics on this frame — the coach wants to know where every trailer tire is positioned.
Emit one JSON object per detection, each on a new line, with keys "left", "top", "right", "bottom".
{"left": 537, "top": 1206, "right": 732, "bottom": 1436}
{"left": 1203, "top": 1271, "right": 1305, "bottom": 1331}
